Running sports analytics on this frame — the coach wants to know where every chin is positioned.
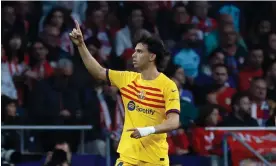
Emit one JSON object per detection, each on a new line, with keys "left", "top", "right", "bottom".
{"left": 133, "top": 63, "right": 138, "bottom": 68}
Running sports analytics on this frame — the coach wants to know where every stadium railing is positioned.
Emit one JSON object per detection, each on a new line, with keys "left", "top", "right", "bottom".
{"left": 206, "top": 127, "right": 276, "bottom": 166}
{"left": 1, "top": 125, "right": 93, "bottom": 154}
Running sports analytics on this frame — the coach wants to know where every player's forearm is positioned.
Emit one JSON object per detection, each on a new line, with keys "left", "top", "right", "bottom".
{"left": 154, "top": 118, "right": 180, "bottom": 134}
{"left": 135, "top": 113, "right": 180, "bottom": 137}
{"left": 77, "top": 43, "right": 106, "bottom": 80}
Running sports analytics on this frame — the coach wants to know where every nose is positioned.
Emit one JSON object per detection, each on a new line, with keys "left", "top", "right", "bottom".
{"left": 132, "top": 52, "right": 137, "bottom": 58}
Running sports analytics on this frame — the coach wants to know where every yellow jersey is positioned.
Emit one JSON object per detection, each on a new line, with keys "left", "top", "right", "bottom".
{"left": 107, "top": 69, "right": 180, "bottom": 165}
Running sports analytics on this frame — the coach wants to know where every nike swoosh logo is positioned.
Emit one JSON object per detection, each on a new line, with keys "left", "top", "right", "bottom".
{"left": 171, "top": 90, "right": 177, "bottom": 92}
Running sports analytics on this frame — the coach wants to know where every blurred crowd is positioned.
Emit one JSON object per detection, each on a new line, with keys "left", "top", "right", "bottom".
{"left": 1, "top": 0, "right": 276, "bottom": 160}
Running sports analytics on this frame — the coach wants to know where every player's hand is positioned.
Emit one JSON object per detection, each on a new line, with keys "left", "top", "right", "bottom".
{"left": 69, "top": 20, "right": 84, "bottom": 46}
{"left": 127, "top": 128, "right": 141, "bottom": 139}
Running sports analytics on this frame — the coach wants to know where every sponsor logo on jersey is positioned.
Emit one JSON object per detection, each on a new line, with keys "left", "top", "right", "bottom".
{"left": 136, "top": 105, "right": 155, "bottom": 115}
{"left": 127, "top": 101, "right": 155, "bottom": 115}
{"left": 127, "top": 101, "right": 135, "bottom": 111}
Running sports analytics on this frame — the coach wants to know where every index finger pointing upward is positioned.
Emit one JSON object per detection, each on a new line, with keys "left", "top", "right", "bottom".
{"left": 74, "top": 19, "right": 80, "bottom": 30}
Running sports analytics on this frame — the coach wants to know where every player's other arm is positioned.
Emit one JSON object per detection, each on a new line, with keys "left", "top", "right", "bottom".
{"left": 69, "top": 20, "right": 106, "bottom": 81}
{"left": 153, "top": 82, "right": 180, "bottom": 134}
{"left": 153, "top": 112, "right": 180, "bottom": 134}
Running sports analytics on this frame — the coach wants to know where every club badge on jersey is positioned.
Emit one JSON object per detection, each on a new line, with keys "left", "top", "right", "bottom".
{"left": 137, "top": 90, "right": 146, "bottom": 100}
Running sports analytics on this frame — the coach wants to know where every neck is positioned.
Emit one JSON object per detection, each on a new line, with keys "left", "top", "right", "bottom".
{"left": 140, "top": 65, "right": 160, "bottom": 80}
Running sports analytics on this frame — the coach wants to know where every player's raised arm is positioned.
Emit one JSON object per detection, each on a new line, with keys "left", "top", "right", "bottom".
{"left": 69, "top": 20, "right": 106, "bottom": 81}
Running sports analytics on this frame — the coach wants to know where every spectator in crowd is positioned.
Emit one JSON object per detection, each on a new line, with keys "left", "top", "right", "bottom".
{"left": 162, "top": 2, "right": 190, "bottom": 47}
{"left": 3, "top": 31, "right": 28, "bottom": 73}
{"left": 191, "top": 104, "right": 223, "bottom": 156}
{"left": 158, "top": 50, "right": 171, "bottom": 72}
{"left": 98, "top": 1, "right": 121, "bottom": 38}
{"left": 265, "top": 61, "right": 276, "bottom": 116}
{"left": 215, "top": 23, "right": 248, "bottom": 75}
{"left": 1, "top": 45, "right": 18, "bottom": 100}
{"left": 45, "top": 149, "right": 69, "bottom": 166}
{"left": 196, "top": 49, "right": 236, "bottom": 88}
{"left": 263, "top": 32, "right": 276, "bottom": 69}
{"left": 1, "top": 95, "right": 21, "bottom": 151}
{"left": 200, "top": 49, "right": 225, "bottom": 77}
{"left": 28, "top": 58, "right": 81, "bottom": 152}
{"left": 114, "top": 5, "right": 144, "bottom": 57}
{"left": 194, "top": 64, "right": 236, "bottom": 108}
{"left": 27, "top": 39, "right": 55, "bottom": 84}
{"left": 171, "top": 78, "right": 198, "bottom": 128}
{"left": 41, "top": 1, "right": 86, "bottom": 24}
{"left": 248, "top": 18, "right": 273, "bottom": 46}
{"left": 85, "top": 36, "right": 102, "bottom": 62}
{"left": 172, "top": 24, "right": 201, "bottom": 79}
{"left": 143, "top": 1, "right": 161, "bottom": 35}
{"left": 206, "top": 64, "right": 236, "bottom": 112}
{"left": 1, "top": 95, "right": 21, "bottom": 125}
{"left": 3, "top": 31, "right": 29, "bottom": 106}
{"left": 219, "top": 92, "right": 259, "bottom": 126}
{"left": 238, "top": 45, "right": 264, "bottom": 91}
{"left": 218, "top": 4, "right": 241, "bottom": 32}
{"left": 248, "top": 77, "right": 270, "bottom": 126}
{"left": 2, "top": 2, "right": 28, "bottom": 36}
{"left": 204, "top": 14, "right": 247, "bottom": 57}
{"left": 44, "top": 141, "right": 71, "bottom": 166}
{"left": 28, "top": 58, "right": 80, "bottom": 125}
{"left": 42, "top": 7, "right": 73, "bottom": 36}
{"left": 266, "top": 108, "right": 276, "bottom": 126}
{"left": 167, "top": 128, "right": 190, "bottom": 156}
{"left": 189, "top": 1, "right": 217, "bottom": 35}
{"left": 39, "top": 24, "right": 62, "bottom": 56}
{"left": 40, "top": 7, "right": 75, "bottom": 59}
{"left": 84, "top": 6, "right": 112, "bottom": 62}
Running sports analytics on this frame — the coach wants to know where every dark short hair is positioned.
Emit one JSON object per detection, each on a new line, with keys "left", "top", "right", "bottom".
{"left": 85, "top": 36, "right": 101, "bottom": 49}
{"left": 248, "top": 44, "right": 263, "bottom": 53}
{"left": 196, "top": 104, "right": 225, "bottom": 126}
{"left": 211, "top": 64, "right": 228, "bottom": 73}
{"left": 250, "top": 77, "right": 265, "bottom": 85}
{"left": 231, "top": 92, "right": 250, "bottom": 110}
{"left": 164, "top": 62, "right": 182, "bottom": 78}
{"left": 136, "top": 36, "right": 166, "bottom": 66}
{"left": 47, "top": 149, "right": 67, "bottom": 166}
{"left": 126, "top": 4, "right": 143, "bottom": 18}
{"left": 178, "top": 24, "right": 196, "bottom": 36}
{"left": 208, "top": 48, "right": 224, "bottom": 61}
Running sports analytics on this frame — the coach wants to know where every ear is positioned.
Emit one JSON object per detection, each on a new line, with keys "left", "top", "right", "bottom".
{"left": 149, "top": 53, "right": 156, "bottom": 62}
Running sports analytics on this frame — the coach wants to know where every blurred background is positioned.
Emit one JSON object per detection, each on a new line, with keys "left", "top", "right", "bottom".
{"left": 1, "top": 1, "right": 276, "bottom": 166}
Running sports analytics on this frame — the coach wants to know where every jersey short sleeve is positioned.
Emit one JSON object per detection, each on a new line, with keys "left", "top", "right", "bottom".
{"left": 106, "top": 69, "right": 138, "bottom": 89}
{"left": 163, "top": 81, "right": 181, "bottom": 115}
